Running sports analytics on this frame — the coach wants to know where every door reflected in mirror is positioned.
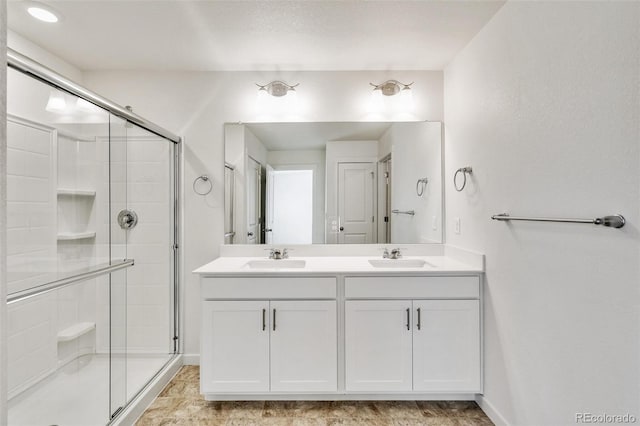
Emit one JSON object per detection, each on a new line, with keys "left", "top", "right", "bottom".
{"left": 224, "top": 121, "right": 443, "bottom": 245}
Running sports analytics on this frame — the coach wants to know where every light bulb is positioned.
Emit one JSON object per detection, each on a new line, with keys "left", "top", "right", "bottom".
{"left": 400, "top": 87, "right": 412, "bottom": 101}
{"left": 76, "top": 98, "right": 99, "bottom": 113}
{"left": 399, "top": 87, "right": 414, "bottom": 110}
{"left": 369, "top": 89, "right": 383, "bottom": 112}
{"left": 27, "top": 6, "right": 59, "bottom": 23}
{"left": 46, "top": 91, "right": 66, "bottom": 112}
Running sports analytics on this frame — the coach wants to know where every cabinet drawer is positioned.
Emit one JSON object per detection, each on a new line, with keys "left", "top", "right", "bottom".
{"left": 202, "top": 277, "right": 337, "bottom": 299}
{"left": 345, "top": 276, "right": 479, "bottom": 299}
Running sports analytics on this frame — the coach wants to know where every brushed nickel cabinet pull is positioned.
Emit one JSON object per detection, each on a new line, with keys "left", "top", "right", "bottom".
{"left": 262, "top": 308, "right": 266, "bottom": 331}
{"left": 406, "top": 308, "right": 410, "bottom": 331}
{"left": 417, "top": 308, "right": 421, "bottom": 330}
{"left": 273, "top": 308, "right": 277, "bottom": 331}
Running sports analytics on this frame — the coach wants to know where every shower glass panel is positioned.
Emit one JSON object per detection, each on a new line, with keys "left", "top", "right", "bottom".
{"left": 109, "top": 115, "right": 128, "bottom": 419}
{"left": 118, "top": 122, "right": 176, "bottom": 401}
{"left": 6, "top": 61, "right": 178, "bottom": 426}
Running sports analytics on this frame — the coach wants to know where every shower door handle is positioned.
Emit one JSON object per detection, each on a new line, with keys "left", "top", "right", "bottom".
{"left": 117, "top": 210, "right": 138, "bottom": 230}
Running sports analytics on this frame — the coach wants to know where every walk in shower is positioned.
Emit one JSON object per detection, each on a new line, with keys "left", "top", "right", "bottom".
{"left": 5, "top": 50, "right": 180, "bottom": 425}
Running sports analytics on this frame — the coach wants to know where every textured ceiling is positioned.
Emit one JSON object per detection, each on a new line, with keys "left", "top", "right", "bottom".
{"left": 8, "top": 0, "right": 505, "bottom": 71}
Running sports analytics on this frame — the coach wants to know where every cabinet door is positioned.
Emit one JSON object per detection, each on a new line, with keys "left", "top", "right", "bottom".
{"left": 201, "top": 301, "right": 269, "bottom": 393}
{"left": 270, "top": 300, "right": 337, "bottom": 392}
{"left": 413, "top": 300, "right": 481, "bottom": 392}
{"left": 345, "top": 300, "right": 413, "bottom": 392}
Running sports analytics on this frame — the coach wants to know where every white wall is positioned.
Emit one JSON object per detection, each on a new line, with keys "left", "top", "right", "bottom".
{"left": 444, "top": 2, "right": 640, "bottom": 425}
{"left": 8, "top": 30, "right": 83, "bottom": 83}
{"left": 82, "top": 69, "right": 443, "bottom": 357}
{"left": 1, "top": 1, "right": 8, "bottom": 422}
{"left": 267, "top": 149, "right": 326, "bottom": 244}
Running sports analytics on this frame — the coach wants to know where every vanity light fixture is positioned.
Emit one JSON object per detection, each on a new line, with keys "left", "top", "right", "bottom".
{"left": 26, "top": 2, "right": 60, "bottom": 23}
{"left": 370, "top": 80, "right": 414, "bottom": 97}
{"left": 256, "top": 81, "right": 299, "bottom": 98}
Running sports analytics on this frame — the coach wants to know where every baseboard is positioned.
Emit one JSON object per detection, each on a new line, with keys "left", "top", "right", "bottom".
{"left": 475, "top": 394, "right": 509, "bottom": 426}
{"left": 182, "top": 353, "right": 200, "bottom": 365}
{"left": 205, "top": 393, "right": 478, "bottom": 401}
{"left": 112, "top": 354, "right": 183, "bottom": 426}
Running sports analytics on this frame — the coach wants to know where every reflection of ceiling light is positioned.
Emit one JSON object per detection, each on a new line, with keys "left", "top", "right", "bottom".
{"left": 256, "top": 81, "right": 299, "bottom": 97}
{"left": 76, "top": 98, "right": 100, "bottom": 113}
{"left": 370, "top": 80, "right": 414, "bottom": 96}
{"left": 27, "top": 3, "right": 60, "bottom": 23}
{"left": 46, "top": 91, "right": 66, "bottom": 112}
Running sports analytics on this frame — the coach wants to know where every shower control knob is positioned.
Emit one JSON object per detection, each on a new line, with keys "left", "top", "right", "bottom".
{"left": 117, "top": 209, "right": 138, "bottom": 230}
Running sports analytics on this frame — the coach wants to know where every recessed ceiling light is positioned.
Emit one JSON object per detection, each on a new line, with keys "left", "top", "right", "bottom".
{"left": 27, "top": 4, "right": 59, "bottom": 23}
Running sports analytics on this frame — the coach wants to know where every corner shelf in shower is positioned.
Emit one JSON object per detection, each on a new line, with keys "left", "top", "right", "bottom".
{"left": 57, "top": 231, "right": 97, "bottom": 241}
{"left": 57, "top": 322, "right": 96, "bottom": 342}
{"left": 57, "top": 188, "right": 96, "bottom": 197}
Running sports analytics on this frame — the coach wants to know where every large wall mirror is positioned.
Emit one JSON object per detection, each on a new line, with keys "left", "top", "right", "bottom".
{"left": 224, "top": 121, "right": 443, "bottom": 245}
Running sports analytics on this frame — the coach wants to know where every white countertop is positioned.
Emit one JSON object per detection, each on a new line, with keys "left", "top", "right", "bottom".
{"left": 193, "top": 255, "right": 483, "bottom": 276}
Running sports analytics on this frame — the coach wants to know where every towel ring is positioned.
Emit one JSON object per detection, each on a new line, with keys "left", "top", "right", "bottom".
{"left": 416, "top": 178, "right": 428, "bottom": 196}
{"left": 454, "top": 167, "right": 472, "bottom": 192}
{"left": 193, "top": 175, "right": 212, "bottom": 196}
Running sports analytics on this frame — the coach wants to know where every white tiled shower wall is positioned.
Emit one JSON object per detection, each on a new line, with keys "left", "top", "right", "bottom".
{"left": 6, "top": 119, "right": 56, "bottom": 294}
{"left": 6, "top": 119, "right": 58, "bottom": 397}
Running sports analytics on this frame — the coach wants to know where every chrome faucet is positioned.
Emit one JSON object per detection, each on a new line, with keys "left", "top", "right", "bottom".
{"left": 383, "top": 248, "right": 402, "bottom": 259}
{"left": 268, "top": 248, "right": 289, "bottom": 260}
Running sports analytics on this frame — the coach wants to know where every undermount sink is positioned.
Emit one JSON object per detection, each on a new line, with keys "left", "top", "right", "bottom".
{"left": 368, "top": 259, "right": 432, "bottom": 268}
{"left": 245, "top": 259, "right": 307, "bottom": 269}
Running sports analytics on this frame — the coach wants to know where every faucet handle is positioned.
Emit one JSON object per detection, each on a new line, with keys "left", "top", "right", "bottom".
{"left": 382, "top": 248, "right": 390, "bottom": 258}
{"left": 390, "top": 248, "right": 404, "bottom": 258}
{"left": 264, "top": 248, "right": 277, "bottom": 259}
{"left": 282, "top": 248, "right": 290, "bottom": 258}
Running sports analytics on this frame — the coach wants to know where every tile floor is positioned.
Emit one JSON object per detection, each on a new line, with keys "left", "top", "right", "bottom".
{"left": 136, "top": 366, "right": 494, "bottom": 425}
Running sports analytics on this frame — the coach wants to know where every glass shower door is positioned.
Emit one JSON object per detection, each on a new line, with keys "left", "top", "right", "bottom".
{"left": 7, "top": 53, "right": 179, "bottom": 425}
{"left": 110, "top": 119, "right": 177, "bottom": 408}
{"left": 109, "top": 114, "right": 128, "bottom": 419}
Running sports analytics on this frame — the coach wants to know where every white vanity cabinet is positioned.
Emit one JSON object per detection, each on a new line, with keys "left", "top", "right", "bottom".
{"left": 412, "top": 300, "right": 480, "bottom": 392}
{"left": 270, "top": 300, "right": 337, "bottom": 392}
{"left": 344, "top": 276, "right": 481, "bottom": 393}
{"left": 201, "top": 301, "right": 270, "bottom": 393}
{"left": 200, "top": 277, "right": 338, "bottom": 394}
{"left": 196, "top": 258, "right": 484, "bottom": 400}
{"left": 345, "top": 300, "right": 413, "bottom": 392}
